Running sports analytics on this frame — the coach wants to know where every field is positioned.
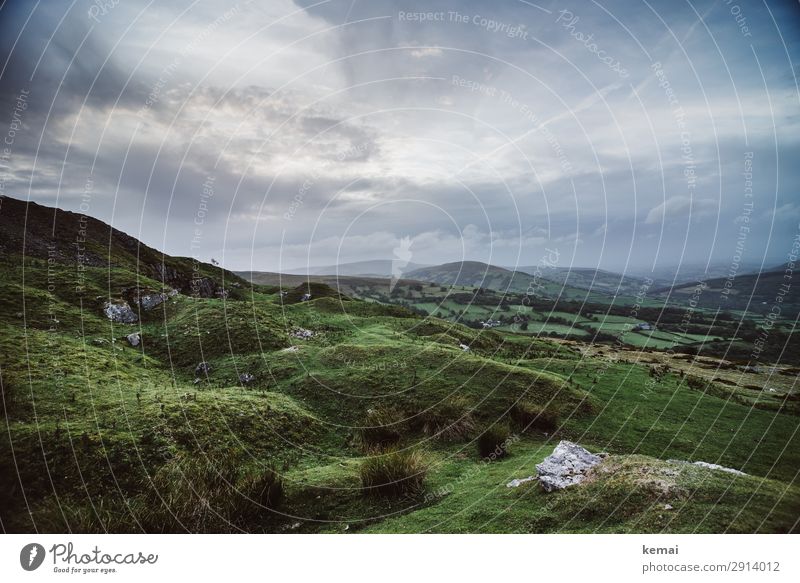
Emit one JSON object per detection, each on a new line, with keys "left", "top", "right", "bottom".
{"left": 1, "top": 261, "right": 798, "bottom": 533}
{"left": 2, "top": 196, "right": 799, "bottom": 534}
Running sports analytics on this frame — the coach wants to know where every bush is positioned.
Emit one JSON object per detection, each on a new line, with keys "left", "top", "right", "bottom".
{"left": 142, "top": 455, "right": 283, "bottom": 532}
{"left": 360, "top": 449, "right": 429, "bottom": 497}
{"left": 419, "top": 398, "right": 475, "bottom": 441}
{"left": 511, "top": 401, "right": 560, "bottom": 434}
{"left": 357, "top": 407, "right": 406, "bottom": 451}
{"left": 477, "top": 423, "right": 512, "bottom": 459}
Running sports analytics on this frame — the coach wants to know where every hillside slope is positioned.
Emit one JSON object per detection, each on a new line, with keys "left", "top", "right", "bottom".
{"left": 1, "top": 198, "right": 798, "bottom": 534}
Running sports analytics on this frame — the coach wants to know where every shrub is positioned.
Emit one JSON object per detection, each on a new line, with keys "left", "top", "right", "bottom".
{"left": 419, "top": 398, "right": 475, "bottom": 441}
{"left": 511, "top": 401, "right": 560, "bottom": 434}
{"left": 477, "top": 423, "right": 512, "bottom": 459}
{"left": 142, "top": 455, "right": 283, "bottom": 532}
{"left": 360, "top": 449, "right": 429, "bottom": 497}
{"left": 357, "top": 407, "right": 405, "bottom": 451}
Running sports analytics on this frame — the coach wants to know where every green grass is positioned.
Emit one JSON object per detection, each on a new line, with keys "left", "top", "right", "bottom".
{"left": 2, "top": 258, "right": 798, "bottom": 533}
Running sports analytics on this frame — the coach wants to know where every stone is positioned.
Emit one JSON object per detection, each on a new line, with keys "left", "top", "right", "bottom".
{"left": 535, "top": 440, "right": 603, "bottom": 492}
{"left": 135, "top": 292, "right": 167, "bottom": 310}
{"left": 663, "top": 504, "right": 673, "bottom": 510}
{"left": 506, "top": 476, "right": 537, "bottom": 488}
{"left": 103, "top": 301, "right": 138, "bottom": 323}
{"left": 292, "top": 328, "right": 314, "bottom": 339}
{"left": 239, "top": 373, "right": 255, "bottom": 384}
{"left": 195, "top": 361, "right": 212, "bottom": 375}
{"left": 126, "top": 332, "right": 141, "bottom": 347}
{"left": 691, "top": 461, "right": 746, "bottom": 476}
{"left": 459, "top": 343, "right": 470, "bottom": 351}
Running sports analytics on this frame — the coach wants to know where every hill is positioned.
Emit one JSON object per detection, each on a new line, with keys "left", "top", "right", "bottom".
{"left": 0, "top": 195, "right": 242, "bottom": 298}
{"left": 406, "top": 261, "right": 517, "bottom": 289}
{"left": 531, "top": 266, "right": 668, "bottom": 297}
{"left": 657, "top": 264, "right": 800, "bottom": 317}
{"left": 1, "top": 197, "right": 798, "bottom": 534}
{"left": 282, "top": 259, "right": 430, "bottom": 277}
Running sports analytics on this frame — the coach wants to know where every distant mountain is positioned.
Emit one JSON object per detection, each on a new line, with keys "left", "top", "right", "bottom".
{"left": 515, "top": 266, "right": 669, "bottom": 297}
{"left": 630, "top": 262, "right": 765, "bottom": 286}
{"left": 405, "top": 261, "right": 518, "bottom": 288}
{"left": 282, "top": 259, "right": 430, "bottom": 277}
{"left": 657, "top": 264, "right": 799, "bottom": 315}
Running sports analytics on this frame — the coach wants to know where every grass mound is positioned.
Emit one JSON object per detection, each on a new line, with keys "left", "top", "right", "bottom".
{"left": 283, "top": 282, "right": 344, "bottom": 304}
{"left": 360, "top": 449, "right": 430, "bottom": 497}
{"left": 476, "top": 423, "right": 512, "bottom": 459}
{"left": 140, "top": 455, "right": 284, "bottom": 533}
{"left": 417, "top": 397, "right": 475, "bottom": 441}
{"left": 356, "top": 406, "right": 406, "bottom": 451}
{"left": 511, "top": 401, "right": 560, "bottom": 434}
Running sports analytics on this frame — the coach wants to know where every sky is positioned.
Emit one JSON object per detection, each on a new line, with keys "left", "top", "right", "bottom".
{"left": 0, "top": 0, "right": 798, "bottom": 277}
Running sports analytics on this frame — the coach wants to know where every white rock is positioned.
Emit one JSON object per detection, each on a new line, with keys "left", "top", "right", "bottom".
{"left": 691, "top": 461, "right": 746, "bottom": 476}
{"left": 292, "top": 328, "right": 314, "bottom": 339}
{"left": 103, "top": 301, "right": 138, "bottom": 323}
{"left": 506, "top": 476, "right": 537, "bottom": 488}
{"left": 535, "top": 440, "right": 603, "bottom": 492}
{"left": 126, "top": 332, "right": 141, "bottom": 347}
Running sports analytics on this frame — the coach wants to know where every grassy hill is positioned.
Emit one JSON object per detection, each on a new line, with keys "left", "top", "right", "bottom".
{"left": 657, "top": 265, "right": 800, "bottom": 317}
{"left": 1, "top": 196, "right": 798, "bottom": 533}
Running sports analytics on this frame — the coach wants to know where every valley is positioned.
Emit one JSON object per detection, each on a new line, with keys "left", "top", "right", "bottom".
{"left": 1, "top": 196, "right": 798, "bottom": 534}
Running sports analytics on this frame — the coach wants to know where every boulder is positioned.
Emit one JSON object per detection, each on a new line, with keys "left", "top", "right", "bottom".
{"left": 126, "top": 332, "right": 141, "bottom": 347}
{"left": 135, "top": 292, "right": 167, "bottom": 310}
{"left": 195, "top": 361, "right": 212, "bottom": 375}
{"left": 103, "top": 301, "right": 138, "bottom": 324}
{"left": 292, "top": 328, "right": 314, "bottom": 339}
{"left": 535, "top": 440, "right": 603, "bottom": 492}
{"left": 239, "top": 373, "right": 255, "bottom": 384}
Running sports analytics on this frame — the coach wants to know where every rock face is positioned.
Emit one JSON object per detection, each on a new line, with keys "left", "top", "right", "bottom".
{"left": 195, "top": 362, "right": 212, "bottom": 375}
{"left": 535, "top": 440, "right": 604, "bottom": 492}
{"left": 103, "top": 301, "right": 138, "bottom": 323}
{"left": 126, "top": 332, "right": 141, "bottom": 347}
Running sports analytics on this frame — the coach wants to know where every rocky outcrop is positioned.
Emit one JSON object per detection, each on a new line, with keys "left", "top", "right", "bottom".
{"left": 135, "top": 292, "right": 167, "bottom": 310}
{"left": 291, "top": 328, "right": 314, "bottom": 340}
{"left": 668, "top": 459, "right": 746, "bottom": 476}
{"left": 506, "top": 440, "right": 605, "bottom": 491}
{"left": 535, "top": 440, "right": 604, "bottom": 492}
{"left": 103, "top": 301, "right": 138, "bottom": 323}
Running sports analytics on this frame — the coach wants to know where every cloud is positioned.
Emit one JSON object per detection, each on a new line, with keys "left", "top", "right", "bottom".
{"left": 644, "top": 196, "right": 717, "bottom": 225}
{"left": 1, "top": 0, "right": 798, "bottom": 272}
